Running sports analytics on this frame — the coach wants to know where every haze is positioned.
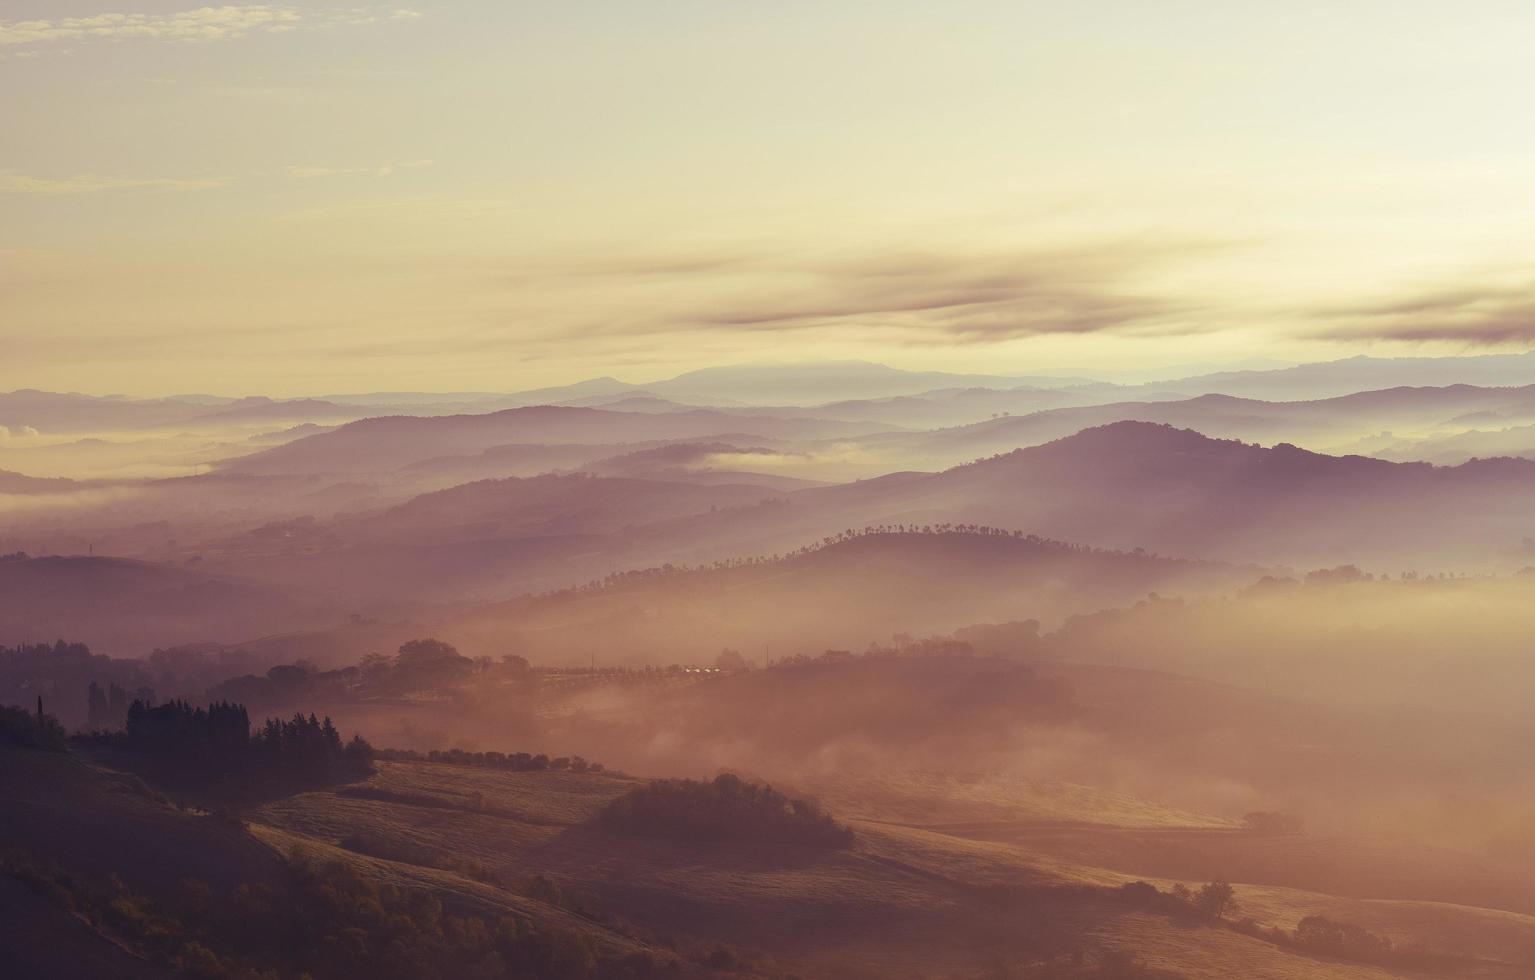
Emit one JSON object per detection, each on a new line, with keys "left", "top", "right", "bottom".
{"left": 7, "top": 1, "right": 1535, "bottom": 395}
{"left": 8, "top": 5, "right": 1535, "bottom": 980}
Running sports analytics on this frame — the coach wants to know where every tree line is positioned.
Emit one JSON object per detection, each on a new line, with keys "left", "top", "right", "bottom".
{"left": 377, "top": 745, "right": 605, "bottom": 774}
{"left": 545, "top": 525, "right": 1180, "bottom": 600}
{"left": 84, "top": 698, "right": 376, "bottom": 782}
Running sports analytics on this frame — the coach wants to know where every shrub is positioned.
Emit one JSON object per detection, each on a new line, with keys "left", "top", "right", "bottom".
{"left": 598, "top": 773, "right": 854, "bottom": 848}
{"left": 1293, "top": 915, "right": 1392, "bottom": 958}
{"left": 0, "top": 703, "right": 68, "bottom": 751}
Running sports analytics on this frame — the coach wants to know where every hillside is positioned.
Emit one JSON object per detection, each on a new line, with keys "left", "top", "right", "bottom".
{"left": 368, "top": 472, "right": 784, "bottom": 541}
{"left": 1147, "top": 352, "right": 1535, "bottom": 401}
{"left": 0, "top": 744, "right": 656, "bottom": 978}
{"left": 9, "top": 667, "right": 1535, "bottom": 978}
{"left": 834, "top": 384, "right": 1535, "bottom": 470}
{"left": 218, "top": 406, "right": 897, "bottom": 476}
{"left": 191, "top": 473, "right": 790, "bottom": 604}
{"left": 245, "top": 755, "right": 1535, "bottom": 977}
{"left": 445, "top": 529, "right": 1262, "bottom": 665}
{"left": 0, "top": 555, "right": 337, "bottom": 657}
{"left": 792, "top": 422, "right": 1535, "bottom": 569}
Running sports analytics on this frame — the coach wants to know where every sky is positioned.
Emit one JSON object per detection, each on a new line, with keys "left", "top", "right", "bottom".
{"left": 3, "top": 0, "right": 1534, "bottom": 396}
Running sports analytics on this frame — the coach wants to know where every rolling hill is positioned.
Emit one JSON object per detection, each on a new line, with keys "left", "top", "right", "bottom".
{"left": 446, "top": 529, "right": 1264, "bottom": 665}
{"left": 791, "top": 421, "right": 1535, "bottom": 569}
{"left": 834, "top": 384, "right": 1535, "bottom": 470}
{"left": 13, "top": 735, "right": 1533, "bottom": 979}
{"left": 0, "top": 555, "right": 337, "bottom": 657}
{"left": 218, "top": 405, "right": 898, "bottom": 477}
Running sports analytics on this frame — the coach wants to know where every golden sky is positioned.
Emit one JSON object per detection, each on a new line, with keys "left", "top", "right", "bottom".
{"left": 3, "top": 1, "right": 1535, "bottom": 395}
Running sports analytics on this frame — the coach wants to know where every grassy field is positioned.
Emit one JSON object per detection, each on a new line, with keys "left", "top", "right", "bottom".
{"left": 8, "top": 744, "right": 1535, "bottom": 978}
{"left": 248, "top": 758, "right": 1535, "bottom": 978}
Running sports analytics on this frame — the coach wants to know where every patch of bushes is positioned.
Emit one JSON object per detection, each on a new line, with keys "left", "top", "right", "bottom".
{"left": 598, "top": 774, "right": 853, "bottom": 849}
{"left": 0, "top": 702, "right": 68, "bottom": 751}
{"left": 1118, "top": 879, "right": 1237, "bottom": 921}
{"left": 1119, "top": 880, "right": 1468, "bottom": 972}
{"left": 1291, "top": 915, "right": 1392, "bottom": 958}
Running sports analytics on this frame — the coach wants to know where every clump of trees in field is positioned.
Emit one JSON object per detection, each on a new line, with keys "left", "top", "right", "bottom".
{"left": 599, "top": 773, "right": 854, "bottom": 848}
{"left": 358, "top": 638, "right": 481, "bottom": 695}
{"left": 206, "top": 661, "right": 359, "bottom": 713}
{"left": 1117, "top": 880, "right": 1461, "bottom": 971}
{"left": 0, "top": 699, "right": 67, "bottom": 751}
{"left": 1290, "top": 916, "right": 1393, "bottom": 958}
{"left": 1119, "top": 879, "right": 1237, "bottom": 921}
{"left": 84, "top": 698, "right": 375, "bottom": 782}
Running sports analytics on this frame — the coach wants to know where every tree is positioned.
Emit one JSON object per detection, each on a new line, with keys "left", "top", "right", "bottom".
{"left": 108, "top": 682, "right": 128, "bottom": 724}
{"left": 1194, "top": 880, "right": 1236, "bottom": 920}
{"left": 714, "top": 648, "right": 748, "bottom": 671}
{"left": 344, "top": 734, "right": 376, "bottom": 774}
{"left": 87, "top": 681, "right": 110, "bottom": 727}
{"left": 321, "top": 716, "right": 343, "bottom": 757}
{"left": 397, "top": 638, "right": 462, "bottom": 664}
{"left": 0, "top": 703, "right": 68, "bottom": 751}
{"left": 393, "top": 638, "right": 474, "bottom": 692}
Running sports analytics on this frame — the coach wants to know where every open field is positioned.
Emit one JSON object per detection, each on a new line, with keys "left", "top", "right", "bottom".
{"left": 238, "top": 757, "right": 1535, "bottom": 978}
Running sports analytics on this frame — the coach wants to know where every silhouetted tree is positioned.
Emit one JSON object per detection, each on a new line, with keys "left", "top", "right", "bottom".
{"left": 1193, "top": 880, "right": 1236, "bottom": 920}
{"left": 115, "top": 698, "right": 373, "bottom": 782}
{"left": 87, "top": 681, "right": 110, "bottom": 728}
{"left": 1, "top": 701, "right": 67, "bottom": 750}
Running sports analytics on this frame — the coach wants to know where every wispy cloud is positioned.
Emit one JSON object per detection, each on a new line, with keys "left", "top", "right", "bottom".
{"left": 645, "top": 243, "right": 1214, "bottom": 344}
{"left": 0, "top": 170, "right": 228, "bottom": 195}
{"left": 0, "top": 5, "right": 421, "bottom": 48}
{"left": 284, "top": 159, "right": 435, "bottom": 179}
{"left": 1310, "top": 278, "right": 1535, "bottom": 345}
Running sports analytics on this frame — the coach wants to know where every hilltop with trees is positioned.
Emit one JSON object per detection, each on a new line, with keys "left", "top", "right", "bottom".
{"left": 599, "top": 773, "right": 854, "bottom": 849}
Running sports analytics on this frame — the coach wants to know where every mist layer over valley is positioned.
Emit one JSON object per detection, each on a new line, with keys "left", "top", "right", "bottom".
{"left": 7, "top": 356, "right": 1535, "bottom": 978}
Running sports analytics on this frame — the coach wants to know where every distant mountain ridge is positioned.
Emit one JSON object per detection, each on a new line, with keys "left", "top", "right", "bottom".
{"left": 1146, "top": 351, "right": 1535, "bottom": 400}
{"left": 792, "top": 421, "right": 1535, "bottom": 569}
{"left": 217, "top": 405, "right": 897, "bottom": 476}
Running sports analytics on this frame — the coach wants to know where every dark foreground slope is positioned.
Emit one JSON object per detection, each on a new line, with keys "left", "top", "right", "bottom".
{"left": 7, "top": 735, "right": 1535, "bottom": 978}
{"left": 252, "top": 756, "right": 1535, "bottom": 979}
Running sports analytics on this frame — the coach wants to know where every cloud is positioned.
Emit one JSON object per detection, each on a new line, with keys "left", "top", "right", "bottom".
{"left": 0, "top": 5, "right": 421, "bottom": 48}
{"left": 643, "top": 243, "right": 1210, "bottom": 344}
{"left": 0, "top": 170, "right": 227, "bottom": 196}
{"left": 1309, "top": 278, "right": 1535, "bottom": 345}
{"left": 284, "top": 159, "right": 434, "bottom": 179}
{"left": 0, "top": 425, "right": 42, "bottom": 443}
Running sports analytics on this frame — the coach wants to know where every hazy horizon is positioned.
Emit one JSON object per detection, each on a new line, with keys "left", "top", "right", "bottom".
{"left": 8, "top": 1, "right": 1535, "bottom": 396}
{"left": 8, "top": 6, "right": 1535, "bottom": 980}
